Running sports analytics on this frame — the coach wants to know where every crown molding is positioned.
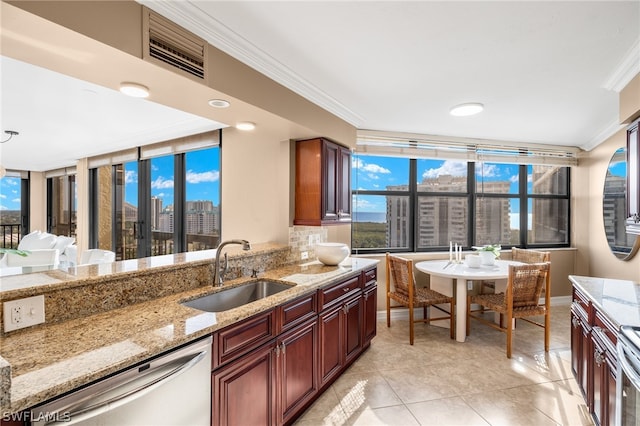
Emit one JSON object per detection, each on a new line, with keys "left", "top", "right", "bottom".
{"left": 138, "top": 1, "right": 365, "bottom": 127}
{"left": 603, "top": 38, "right": 640, "bottom": 92}
{"left": 580, "top": 119, "right": 625, "bottom": 151}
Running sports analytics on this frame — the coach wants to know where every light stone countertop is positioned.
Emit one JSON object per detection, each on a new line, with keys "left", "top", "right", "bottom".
{"left": 568, "top": 275, "right": 640, "bottom": 328}
{"left": 0, "top": 256, "right": 378, "bottom": 414}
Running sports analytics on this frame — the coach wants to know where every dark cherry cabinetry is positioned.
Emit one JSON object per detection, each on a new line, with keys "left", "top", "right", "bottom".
{"left": 570, "top": 285, "right": 618, "bottom": 426}
{"left": 294, "top": 137, "right": 351, "bottom": 225}
{"left": 212, "top": 266, "right": 378, "bottom": 426}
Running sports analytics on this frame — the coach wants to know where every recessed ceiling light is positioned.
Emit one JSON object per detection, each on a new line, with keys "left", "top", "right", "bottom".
{"left": 208, "top": 99, "right": 230, "bottom": 108}
{"left": 236, "top": 121, "right": 256, "bottom": 131}
{"left": 119, "top": 82, "right": 149, "bottom": 98}
{"left": 450, "top": 103, "right": 484, "bottom": 117}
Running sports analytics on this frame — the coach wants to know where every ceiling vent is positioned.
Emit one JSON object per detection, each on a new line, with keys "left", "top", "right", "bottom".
{"left": 143, "top": 8, "right": 207, "bottom": 82}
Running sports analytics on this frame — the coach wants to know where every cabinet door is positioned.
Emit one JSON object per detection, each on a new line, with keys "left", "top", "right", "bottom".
{"left": 337, "top": 146, "right": 352, "bottom": 220}
{"left": 363, "top": 285, "right": 377, "bottom": 345}
{"left": 344, "top": 295, "right": 363, "bottom": 365}
{"left": 319, "top": 304, "right": 344, "bottom": 385}
{"left": 570, "top": 307, "right": 584, "bottom": 392}
{"left": 322, "top": 140, "right": 339, "bottom": 221}
{"left": 212, "top": 342, "right": 277, "bottom": 426}
{"left": 606, "top": 359, "right": 617, "bottom": 426}
{"left": 591, "top": 331, "right": 606, "bottom": 424}
{"left": 278, "top": 319, "right": 319, "bottom": 424}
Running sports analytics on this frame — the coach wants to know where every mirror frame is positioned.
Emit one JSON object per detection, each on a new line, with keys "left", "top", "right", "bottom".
{"left": 603, "top": 147, "right": 640, "bottom": 261}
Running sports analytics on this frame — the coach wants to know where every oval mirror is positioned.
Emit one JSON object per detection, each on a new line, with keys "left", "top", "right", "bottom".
{"left": 603, "top": 147, "right": 640, "bottom": 260}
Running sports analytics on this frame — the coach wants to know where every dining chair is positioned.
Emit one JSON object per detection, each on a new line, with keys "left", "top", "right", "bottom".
{"left": 466, "top": 262, "right": 550, "bottom": 358}
{"left": 479, "top": 248, "right": 551, "bottom": 295}
{"left": 386, "top": 253, "right": 454, "bottom": 345}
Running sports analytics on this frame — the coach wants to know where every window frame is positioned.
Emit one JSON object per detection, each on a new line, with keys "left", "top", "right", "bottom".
{"left": 351, "top": 156, "right": 571, "bottom": 253}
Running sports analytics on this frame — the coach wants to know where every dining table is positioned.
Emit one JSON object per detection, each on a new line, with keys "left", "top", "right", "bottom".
{"left": 415, "top": 259, "right": 523, "bottom": 342}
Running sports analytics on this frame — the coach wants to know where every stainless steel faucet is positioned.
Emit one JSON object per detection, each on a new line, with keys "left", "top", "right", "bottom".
{"left": 213, "top": 239, "right": 251, "bottom": 286}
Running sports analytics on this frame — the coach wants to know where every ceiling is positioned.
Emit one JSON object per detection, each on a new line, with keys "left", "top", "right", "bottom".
{"left": 1, "top": 1, "right": 639, "bottom": 173}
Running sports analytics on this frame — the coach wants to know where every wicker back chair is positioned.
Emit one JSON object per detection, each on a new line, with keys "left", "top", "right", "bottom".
{"left": 466, "top": 263, "right": 550, "bottom": 358}
{"left": 480, "top": 248, "right": 551, "bottom": 295}
{"left": 386, "top": 253, "right": 454, "bottom": 345}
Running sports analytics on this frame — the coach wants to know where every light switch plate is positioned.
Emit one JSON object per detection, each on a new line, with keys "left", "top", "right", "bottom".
{"left": 4, "top": 295, "right": 45, "bottom": 332}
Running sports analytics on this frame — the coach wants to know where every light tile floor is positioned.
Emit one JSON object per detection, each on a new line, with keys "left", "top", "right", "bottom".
{"left": 294, "top": 305, "right": 594, "bottom": 426}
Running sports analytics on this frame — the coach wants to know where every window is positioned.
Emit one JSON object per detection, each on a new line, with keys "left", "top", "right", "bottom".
{"left": 47, "top": 174, "right": 77, "bottom": 238}
{"left": 0, "top": 172, "right": 28, "bottom": 248}
{"left": 88, "top": 131, "right": 221, "bottom": 260}
{"left": 352, "top": 155, "right": 570, "bottom": 253}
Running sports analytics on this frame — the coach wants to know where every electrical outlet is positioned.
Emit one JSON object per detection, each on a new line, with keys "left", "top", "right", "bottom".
{"left": 4, "top": 295, "right": 45, "bottom": 332}
{"left": 468, "top": 281, "right": 473, "bottom": 291}
{"left": 301, "top": 251, "right": 309, "bottom": 260}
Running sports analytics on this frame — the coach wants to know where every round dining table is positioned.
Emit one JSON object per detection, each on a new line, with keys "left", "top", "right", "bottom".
{"left": 415, "top": 259, "right": 523, "bottom": 342}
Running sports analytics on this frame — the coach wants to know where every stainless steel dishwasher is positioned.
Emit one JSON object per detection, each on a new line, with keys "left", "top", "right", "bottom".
{"left": 30, "top": 336, "right": 212, "bottom": 426}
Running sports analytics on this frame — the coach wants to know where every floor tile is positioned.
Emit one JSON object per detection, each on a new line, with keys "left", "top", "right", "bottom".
{"left": 406, "top": 397, "right": 490, "bottom": 425}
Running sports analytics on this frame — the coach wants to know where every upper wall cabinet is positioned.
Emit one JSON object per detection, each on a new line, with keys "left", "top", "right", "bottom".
{"left": 627, "top": 118, "right": 640, "bottom": 235}
{"left": 295, "top": 138, "right": 351, "bottom": 226}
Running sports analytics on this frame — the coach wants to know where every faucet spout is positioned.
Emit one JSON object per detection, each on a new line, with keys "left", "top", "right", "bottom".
{"left": 213, "top": 239, "right": 251, "bottom": 286}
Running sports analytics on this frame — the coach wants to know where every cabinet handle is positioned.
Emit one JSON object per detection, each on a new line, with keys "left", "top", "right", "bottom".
{"left": 364, "top": 293, "right": 369, "bottom": 301}
{"left": 594, "top": 348, "right": 605, "bottom": 367}
{"left": 571, "top": 317, "right": 580, "bottom": 328}
{"left": 343, "top": 288, "right": 350, "bottom": 293}
{"left": 281, "top": 342, "right": 286, "bottom": 355}
{"left": 274, "top": 345, "right": 280, "bottom": 357}
{"left": 343, "top": 304, "right": 349, "bottom": 315}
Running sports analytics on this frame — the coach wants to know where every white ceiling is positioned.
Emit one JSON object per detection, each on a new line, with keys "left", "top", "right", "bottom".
{"left": 1, "top": 1, "right": 639, "bottom": 173}
{"left": 146, "top": 0, "right": 640, "bottom": 148}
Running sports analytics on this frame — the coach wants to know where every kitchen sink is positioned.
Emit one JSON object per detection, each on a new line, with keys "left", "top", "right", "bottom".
{"left": 181, "top": 280, "right": 293, "bottom": 312}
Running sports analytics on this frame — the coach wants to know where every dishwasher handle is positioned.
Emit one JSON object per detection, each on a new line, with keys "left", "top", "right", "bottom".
{"left": 43, "top": 348, "right": 207, "bottom": 426}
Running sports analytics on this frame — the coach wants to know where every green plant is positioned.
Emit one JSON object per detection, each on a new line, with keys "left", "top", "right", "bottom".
{"left": 472, "top": 244, "right": 501, "bottom": 258}
{"left": 0, "top": 248, "right": 29, "bottom": 256}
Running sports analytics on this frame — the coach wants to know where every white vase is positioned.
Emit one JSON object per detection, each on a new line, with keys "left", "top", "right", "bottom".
{"left": 478, "top": 251, "right": 496, "bottom": 266}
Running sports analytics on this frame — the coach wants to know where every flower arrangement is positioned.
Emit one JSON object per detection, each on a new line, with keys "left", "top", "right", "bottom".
{"left": 472, "top": 244, "right": 501, "bottom": 258}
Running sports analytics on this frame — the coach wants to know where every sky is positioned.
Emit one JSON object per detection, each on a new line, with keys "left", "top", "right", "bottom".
{"left": 125, "top": 147, "right": 220, "bottom": 208}
{"left": 351, "top": 155, "right": 524, "bottom": 215}
{"left": 0, "top": 177, "right": 21, "bottom": 211}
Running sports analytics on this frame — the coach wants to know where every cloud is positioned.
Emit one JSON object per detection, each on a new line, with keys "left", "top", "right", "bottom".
{"left": 186, "top": 170, "right": 220, "bottom": 184}
{"left": 422, "top": 160, "right": 466, "bottom": 178}
{"left": 509, "top": 175, "right": 519, "bottom": 183}
{"left": 0, "top": 205, "right": 6, "bottom": 210}
{"left": 352, "top": 157, "right": 390, "bottom": 174}
{"left": 152, "top": 176, "right": 174, "bottom": 189}
{"left": 125, "top": 170, "right": 137, "bottom": 184}
{"left": 475, "top": 163, "right": 499, "bottom": 178}
{"left": 0, "top": 194, "right": 5, "bottom": 199}
{"left": 11, "top": 198, "right": 20, "bottom": 203}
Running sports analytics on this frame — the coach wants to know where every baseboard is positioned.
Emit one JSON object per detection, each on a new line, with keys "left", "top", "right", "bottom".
{"left": 376, "top": 295, "right": 572, "bottom": 321}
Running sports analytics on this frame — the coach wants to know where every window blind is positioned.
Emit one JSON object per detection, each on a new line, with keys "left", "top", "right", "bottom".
{"left": 356, "top": 130, "right": 581, "bottom": 166}
{"left": 87, "top": 130, "right": 220, "bottom": 168}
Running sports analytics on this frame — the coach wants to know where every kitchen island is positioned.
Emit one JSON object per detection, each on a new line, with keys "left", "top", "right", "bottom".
{"left": 0, "top": 245, "right": 377, "bottom": 425}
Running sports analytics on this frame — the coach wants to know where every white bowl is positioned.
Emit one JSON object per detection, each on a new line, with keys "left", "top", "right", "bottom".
{"left": 315, "top": 242, "right": 349, "bottom": 265}
{"left": 464, "top": 255, "right": 481, "bottom": 268}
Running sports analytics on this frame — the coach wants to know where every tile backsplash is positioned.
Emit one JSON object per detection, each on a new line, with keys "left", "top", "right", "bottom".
{"left": 288, "top": 226, "right": 328, "bottom": 262}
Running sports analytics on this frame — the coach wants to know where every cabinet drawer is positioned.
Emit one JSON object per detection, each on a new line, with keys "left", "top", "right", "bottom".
{"left": 213, "top": 309, "right": 277, "bottom": 369}
{"left": 594, "top": 311, "right": 618, "bottom": 349}
{"left": 572, "top": 288, "right": 590, "bottom": 319}
{"left": 319, "top": 276, "right": 361, "bottom": 310}
{"left": 363, "top": 267, "right": 377, "bottom": 287}
{"left": 278, "top": 293, "right": 317, "bottom": 332}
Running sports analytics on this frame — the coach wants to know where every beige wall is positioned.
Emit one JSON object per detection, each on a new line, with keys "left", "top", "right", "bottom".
{"left": 575, "top": 128, "right": 640, "bottom": 281}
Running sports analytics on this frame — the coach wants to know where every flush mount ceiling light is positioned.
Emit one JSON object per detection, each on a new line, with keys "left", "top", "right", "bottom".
{"left": 119, "top": 82, "right": 149, "bottom": 98}
{"left": 450, "top": 103, "right": 484, "bottom": 117}
{"left": 236, "top": 121, "right": 256, "bottom": 131}
{"left": 208, "top": 99, "right": 230, "bottom": 108}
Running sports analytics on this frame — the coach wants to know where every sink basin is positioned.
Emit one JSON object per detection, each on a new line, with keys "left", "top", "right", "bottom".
{"left": 181, "top": 280, "right": 293, "bottom": 312}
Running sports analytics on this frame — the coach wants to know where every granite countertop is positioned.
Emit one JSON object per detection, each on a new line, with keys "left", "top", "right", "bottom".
{"left": 568, "top": 275, "right": 640, "bottom": 328}
{"left": 0, "top": 257, "right": 378, "bottom": 413}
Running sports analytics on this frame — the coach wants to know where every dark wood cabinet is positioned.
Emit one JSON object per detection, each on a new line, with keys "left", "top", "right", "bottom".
{"left": 278, "top": 318, "right": 318, "bottom": 424}
{"left": 294, "top": 137, "right": 351, "bottom": 225}
{"left": 212, "top": 341, "right": 277, "bottom": 426}
{"left": 571, "top": 284, "right": 619, "bottom": 426}
{"left": 212, "top": 266, "right": 378, "bottom": 426}
{"left": 627, "top": 118, "right": 639, "bottom": 222}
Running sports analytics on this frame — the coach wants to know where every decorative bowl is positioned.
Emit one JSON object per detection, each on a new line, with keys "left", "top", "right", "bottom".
{"left": 464, "top": 255, "right": 481, "bottom": 268}
{"left": 315, "top": 242, "right": 349, "bottom": 265}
